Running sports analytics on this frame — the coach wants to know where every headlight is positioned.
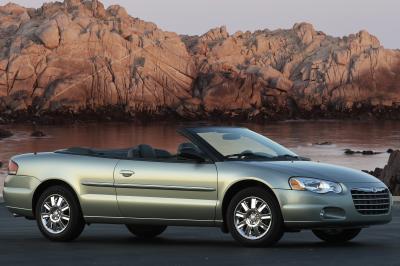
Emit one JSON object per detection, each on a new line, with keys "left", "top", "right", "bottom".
{"left": 289, "top": 177, "right": 342, "bottom": 194}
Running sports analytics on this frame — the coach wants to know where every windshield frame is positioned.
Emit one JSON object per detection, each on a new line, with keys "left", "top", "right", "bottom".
{"left": 179, "top": 127, "right": 299, "bottom": 162}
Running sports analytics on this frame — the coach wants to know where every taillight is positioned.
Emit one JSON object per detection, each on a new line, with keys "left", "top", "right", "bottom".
{"left": 8, "top": 160, "right": 18, "bottom": 175}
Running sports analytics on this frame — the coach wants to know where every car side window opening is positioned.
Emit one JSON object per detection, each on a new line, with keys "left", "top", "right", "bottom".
{"left": 125, "top": 142, "right": 208, "bottom": 162}
{"left": 57, "top": 139, "right": 209, "bottom": 163}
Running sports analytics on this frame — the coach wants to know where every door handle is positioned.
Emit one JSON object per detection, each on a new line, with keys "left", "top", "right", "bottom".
{"left": 120, "top": 170, "right": 135, "bottom": 177}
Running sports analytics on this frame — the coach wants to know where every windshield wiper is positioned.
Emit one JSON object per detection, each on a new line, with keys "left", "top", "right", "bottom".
{"left": 272, "top": 154, "right": 308, "bottom": 161}
{"left": 224, "top": 152, "right": 271, "bottom": 160}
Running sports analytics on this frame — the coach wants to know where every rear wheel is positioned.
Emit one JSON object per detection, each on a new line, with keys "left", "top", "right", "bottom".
{"left": 312, "top": 228, "right": 362, "bottom": 243}
{"left": 35, "top": 185, "right": 85, "bottom": 241}
{"left": 226, "top": 187, "right": 284, "bottom": 247}
{"left": 126, "top": 224, "right": 167, "bottom": 238}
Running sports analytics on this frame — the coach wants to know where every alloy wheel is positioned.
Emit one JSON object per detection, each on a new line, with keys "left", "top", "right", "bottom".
{"left": 234, "top": 196, "right": 272, "bottom": 240}
{"left": 40, "top": 194, "right": 71, "bottom": 234}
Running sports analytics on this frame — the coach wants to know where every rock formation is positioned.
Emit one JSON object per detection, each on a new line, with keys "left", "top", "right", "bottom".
{"left": 0, "top": 0, "right": 400, "bottom": 122}
{"left": 0, "top": 128, "right": 12, "bottom": 138}
{"left": 381, "top": 150, "right": 400, "bottom": 195}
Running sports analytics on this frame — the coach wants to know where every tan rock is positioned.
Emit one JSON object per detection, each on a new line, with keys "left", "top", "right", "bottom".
{"left": 333, "top": 49, "right": 350, "bottom": 65}
{"left": 381, "top": 150, "right": 400, "bottom": 195}
{"left": 0, "top": 0, "right": 400, "bottom": 119}
{"left": 107, "top": 5, "right": 129, "bottom": 18}
{"left": 201, "top": 26, "right": 229, "bottom": 42}
{"left": 293, "top": 22, "right": 316, "bottom": 45}
{"left": 358, "top": 30, "right": 380, "bottom": 48}
{"left": 65, "top": 0, "right": 81, "bottom": 8}
{"left": 270, "top": 77, "right": 293, "bottom": 91}
{"left": 36, "top": 20, "right": 60, "bottom": 49}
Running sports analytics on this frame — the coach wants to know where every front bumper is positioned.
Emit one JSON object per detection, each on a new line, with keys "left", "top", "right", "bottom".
{"left": 3, "top": 174, "right": 40, "bottom": 217}
{"left": 273, "top": 182, "right": 393, "bottom": 229}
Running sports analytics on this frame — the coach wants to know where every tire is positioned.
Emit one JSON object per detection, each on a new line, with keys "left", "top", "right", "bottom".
{"left": 35, "top": 185, "right": 85, "bottom": 241}
{"left": 226, "top": 187, "right": 284, "bottom": 247}
{"left": 126, "top": 224, "right": 167, "bottom": 238}
{"left": 312, "top": 228, "right": 362, "bottom": 243}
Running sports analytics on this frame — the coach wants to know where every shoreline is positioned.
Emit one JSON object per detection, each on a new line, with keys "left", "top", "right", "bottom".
{"left": 1, "top": 107, "right": 400, "bottom": 125}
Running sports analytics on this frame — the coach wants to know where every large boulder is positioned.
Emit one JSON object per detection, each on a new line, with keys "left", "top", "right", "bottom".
{"left": 380, "top": 150, "right": 400, "bottom": 196}
{"left": 36, "top": 20, "right": 60, "bottom": 49}
{"left": 0, "top": 128, "right": 12, "bottom": 139}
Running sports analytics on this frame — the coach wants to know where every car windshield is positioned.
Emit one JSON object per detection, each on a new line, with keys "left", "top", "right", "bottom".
{"left": 190, "top": 127, "right": 299, "bottom": 161}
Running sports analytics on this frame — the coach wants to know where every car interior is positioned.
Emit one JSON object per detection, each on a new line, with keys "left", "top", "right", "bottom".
{"left": 56, "top": 142, "right": 207, "bottom": 162}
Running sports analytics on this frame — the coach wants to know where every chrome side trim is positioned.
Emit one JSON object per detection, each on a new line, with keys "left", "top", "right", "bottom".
{"left": 84, "top": 215, "right": 219, "bottom": 222}
{"left": 81, "top": 182, "right": 115, "bottom": 188}
{"left": 84, "top": 215, "right": 222, "bottom": 226}
{"left": 81, "top": 182, "right": 216, "bottom": 192}
{"left": 114, "top": 183, "right": 216, "bottom": 192}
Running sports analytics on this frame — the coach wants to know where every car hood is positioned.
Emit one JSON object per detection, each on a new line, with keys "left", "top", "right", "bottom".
{"left": 242, "top": 160, "right": 381, "bottom": 184}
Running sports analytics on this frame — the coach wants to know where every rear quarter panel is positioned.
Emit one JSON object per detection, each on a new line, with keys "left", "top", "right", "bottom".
{"left": 5, "top": 152, "right": 120, "bottom": 217}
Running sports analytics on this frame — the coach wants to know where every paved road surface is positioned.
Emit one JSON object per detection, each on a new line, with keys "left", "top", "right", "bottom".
{"left": 0, "top": 204, "right": 399, "bottom": 266}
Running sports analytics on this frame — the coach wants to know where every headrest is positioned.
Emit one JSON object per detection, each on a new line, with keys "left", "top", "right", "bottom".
{"left": 137, "top": 144, "right": 156, "bottom": 158}
{"left": 178, "top": 142, "right": 198, "bottom": 153}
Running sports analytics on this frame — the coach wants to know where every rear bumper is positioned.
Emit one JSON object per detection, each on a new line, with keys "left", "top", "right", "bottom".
{"left": 273, "top": 183, "right": 393, "bottom": 229}
{"left": 3, "top": 174, "right": 40, "bottom": 218}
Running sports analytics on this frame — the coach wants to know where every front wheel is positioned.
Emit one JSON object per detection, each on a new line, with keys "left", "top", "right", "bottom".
{"left": 312, "top": 228, "right": 362, "bottom": 243}
{"left": 35, "top": 185, "right": 85, "bottom": 241}
{"left": 126, "top": 224, "right": 167, "bottom": 238}
{"left": 226, "top": 187, "right": 284, "bottom": 247}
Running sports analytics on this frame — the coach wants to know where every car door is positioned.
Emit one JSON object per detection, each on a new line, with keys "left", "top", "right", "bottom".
{"left": 75, "top": 156, "right": 121, "bottom": 218}
{"left": 114, "top": 159, "right": 218, "bottom": 222}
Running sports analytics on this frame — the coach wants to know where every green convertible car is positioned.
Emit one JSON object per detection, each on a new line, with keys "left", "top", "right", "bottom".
{"left": 3, "top": 127, "right": 392, "bottom": 246}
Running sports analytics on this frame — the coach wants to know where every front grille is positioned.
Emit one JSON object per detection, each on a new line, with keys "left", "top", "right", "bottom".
{"left": 351, "top": 188, "right": 390, "bottom": 215}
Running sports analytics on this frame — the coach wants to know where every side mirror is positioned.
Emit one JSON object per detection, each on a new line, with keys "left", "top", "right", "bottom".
{"left": 179, "top": 147, "right": 207, "bottom": 163}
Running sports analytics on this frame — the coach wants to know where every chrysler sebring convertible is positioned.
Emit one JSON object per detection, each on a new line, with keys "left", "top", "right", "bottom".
{"left": 3, "top": 127, "right": 392, "bottom": 246}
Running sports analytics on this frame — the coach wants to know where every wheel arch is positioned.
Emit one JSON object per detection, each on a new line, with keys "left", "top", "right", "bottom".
{"left": 220, "top": 179, "right": 281, "bottom": 232}
{"left": 32, "top": 179, "right": 82, "bottom": 218}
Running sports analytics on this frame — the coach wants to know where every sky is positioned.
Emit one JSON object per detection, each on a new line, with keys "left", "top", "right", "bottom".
{"left": 2, "top": 0, "right": 399, "bottom": 49}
